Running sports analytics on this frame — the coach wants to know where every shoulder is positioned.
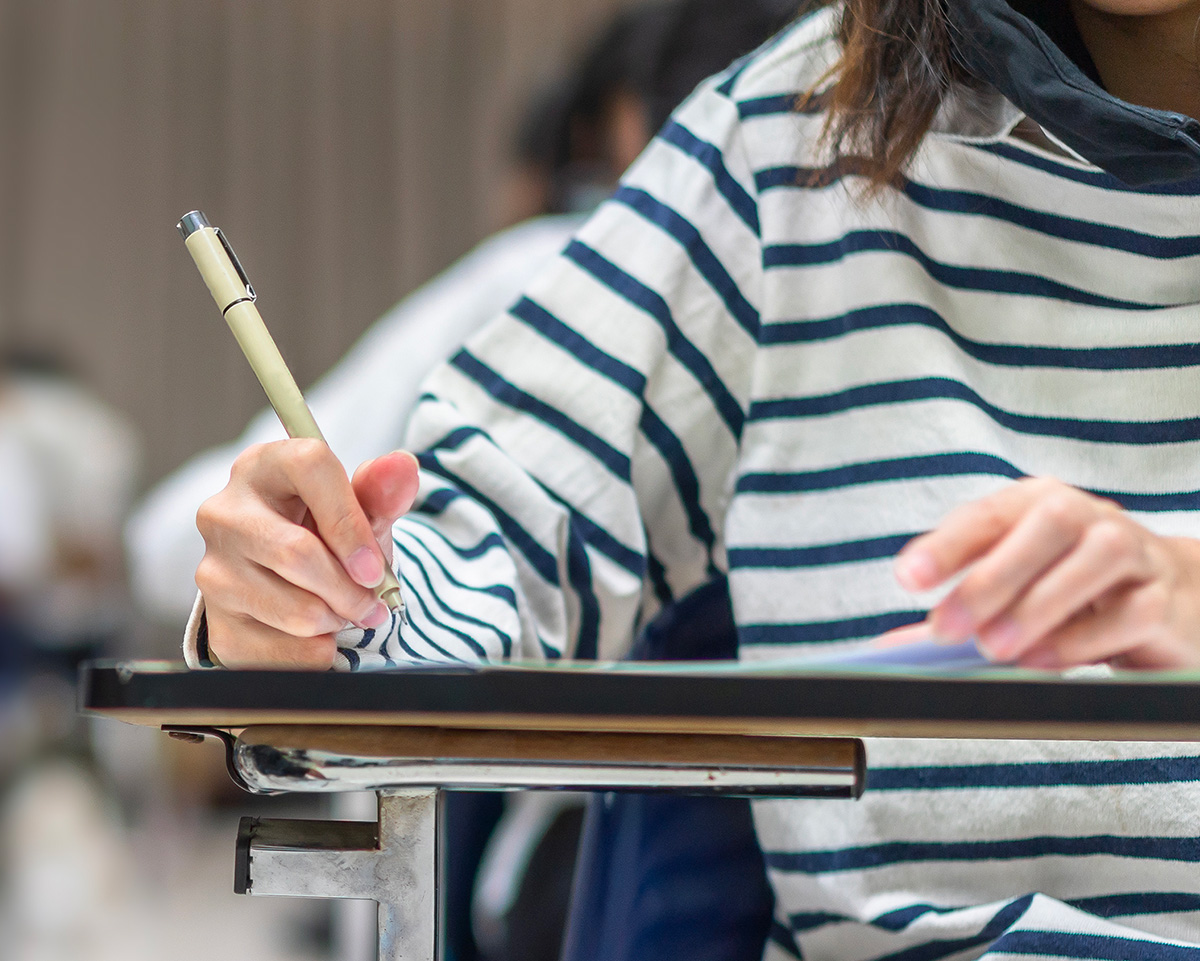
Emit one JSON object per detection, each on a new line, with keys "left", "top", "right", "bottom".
{"left": 709, "top": 5, "right": 842, "bottom": 109}
{"left": 651, "top": 5, "right": 841, "bottom": 180}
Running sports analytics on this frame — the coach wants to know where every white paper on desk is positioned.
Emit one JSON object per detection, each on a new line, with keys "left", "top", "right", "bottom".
{"left": 762, "top": 637, "right": 993, "bottom": 671}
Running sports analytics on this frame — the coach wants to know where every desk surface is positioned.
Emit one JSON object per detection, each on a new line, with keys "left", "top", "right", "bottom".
{"left": 80, "top": 659, "right": 1200, "bottom": 740}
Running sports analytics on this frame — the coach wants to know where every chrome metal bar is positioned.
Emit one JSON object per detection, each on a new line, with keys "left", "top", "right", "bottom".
{"left": 236, "top": 789, "right": 438, "bottom": 961}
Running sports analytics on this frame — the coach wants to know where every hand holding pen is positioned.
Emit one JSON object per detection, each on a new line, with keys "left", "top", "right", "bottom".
{"left": 179, "top": 211, "right": 418, "bottom": 668}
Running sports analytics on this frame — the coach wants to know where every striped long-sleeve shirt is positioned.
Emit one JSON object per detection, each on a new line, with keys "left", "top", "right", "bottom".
{"left": 188, "top": 8, "right": 1200, "bottom": 958}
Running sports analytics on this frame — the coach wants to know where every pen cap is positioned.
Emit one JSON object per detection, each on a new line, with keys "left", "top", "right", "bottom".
{"left": 177, "top": 210, "right": 210, "bottom": 240}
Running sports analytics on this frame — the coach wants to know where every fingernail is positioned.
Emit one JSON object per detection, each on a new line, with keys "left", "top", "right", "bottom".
{"left": 979, "top": 619, "right": 1021, "bottom": 661}
{"left": 895, "top": 550, "right": 938, "bottom": 591}
{"left": 347, "top": 547, "right": 384, "bottom": 588}
{"left": 931, "top": 599, "right": 974, "bottom": 641}
{"left": 359, "top": 602, "right": 389, "bottom": 629}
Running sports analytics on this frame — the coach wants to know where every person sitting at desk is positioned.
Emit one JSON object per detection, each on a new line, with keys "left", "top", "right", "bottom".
{"left": 184, "top": 0, "right": 1200, "bottom": 959}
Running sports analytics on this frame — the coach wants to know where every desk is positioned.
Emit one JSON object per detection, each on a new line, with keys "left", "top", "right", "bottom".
{"left": 80, "top": 660, "right": 1200, "bottom": 960}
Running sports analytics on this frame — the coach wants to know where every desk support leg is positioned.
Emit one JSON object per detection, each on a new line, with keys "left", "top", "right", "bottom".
{"left": 235, "top": 788, "right": 440, "bottom": 961}
{"left": 377, "top": 789, "right": 439, "bottom": 961}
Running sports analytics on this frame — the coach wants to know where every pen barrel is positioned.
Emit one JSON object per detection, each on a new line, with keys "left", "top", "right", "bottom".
{"left": 184, "top": 227, "right": 252, "bottom": 314}
{"left": 181, "top": 226, "right": 324, "bottom": 442}
{"left": 222, "top": 301, "right": 325, "bottom": 442}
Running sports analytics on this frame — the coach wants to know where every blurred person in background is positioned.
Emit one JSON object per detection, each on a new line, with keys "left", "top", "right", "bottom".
{"left": 0, "top": 348, "right": 140, "bottom": 727}
{"left": 0, "top": 348, "right": 142, "bottom": 958}
{"left": 124, "top": 3, "right": 795, "bottom": 960}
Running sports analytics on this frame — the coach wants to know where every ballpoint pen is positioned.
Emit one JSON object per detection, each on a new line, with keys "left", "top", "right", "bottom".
{"left": 177, "top": 209, "right": 405, "bottom": 619}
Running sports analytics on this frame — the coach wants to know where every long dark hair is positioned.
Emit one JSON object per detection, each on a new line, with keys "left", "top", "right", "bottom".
{"left": 811, "top": 0, "right": 975, "bottom": 187}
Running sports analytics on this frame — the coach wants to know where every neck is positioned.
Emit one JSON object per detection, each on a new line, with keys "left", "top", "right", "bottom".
{"left": 1069, "top": 1, "right": 1200, "bottom": 119}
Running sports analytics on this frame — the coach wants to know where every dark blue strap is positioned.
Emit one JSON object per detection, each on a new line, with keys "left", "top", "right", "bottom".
{"left": 560, "top": 578, "right": 775, "bottom": 961}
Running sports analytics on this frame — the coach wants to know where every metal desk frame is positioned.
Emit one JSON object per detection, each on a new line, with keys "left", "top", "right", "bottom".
{"left": 81, "top": 660, "right": 1200, "bottom": 961}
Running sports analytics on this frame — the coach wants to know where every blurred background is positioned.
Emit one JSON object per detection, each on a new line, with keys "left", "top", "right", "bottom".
{"left": 0, "top": 0, "right": 644, "bottom": 958}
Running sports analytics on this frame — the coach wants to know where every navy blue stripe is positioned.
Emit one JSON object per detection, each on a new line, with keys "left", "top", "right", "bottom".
{"left": 451, "top": 351, "right": 631, "bottom": 480}
{"left": 789, "top": 910, "right": 846, "bottom": 933}
{"left": 421, "top": 415, "right": 643, "bottom": 581}
{"left": 512, "top": 295, "right": 717, "bottom": 563}
{"left": 382, "top": 608, "right": 426, "bottom": 664}
{"left": 391, "top": 580, "right": 468, "bottom": 663}
{"left": 739, "top": 609, "right": 924, "bottom": 646}
{"left": 767, "top": 919, "right": 804, "bottom": 959}
{"left": 764, "top": 230, "right": 1164, "bottom": 310}
{"left": 755, "top": 166, "right": 1200, "bottom": 259}
{"left": 394, "top": 538, "right": 515, "bottom": 658}
{"left": 510, "top": 296, "right": 646, "bottom": 394}
{"left": 417, "top": 451, "right": 560, "bottom": 587}
{"left": 737, "top": 93, "right": 800, "bottom": 119}
{"left": 339, "top": 647, "right": 360, "bottom": 671}
{"left": 992, "top": 929, "right": 1200, "bottom": 960}
{"left": 409, "top": 516, "right": 509, "bottom": 562}
{"left": 749, "top": 377, "right": 1200, "bottom": 445}
{"left": 739, "top": 452, "right": 1021, "bottom": 493}
{"left": 790, "top": 892, "right": 1200, "bottom": 938}
{"left": 737, "top": 452, "right": 1022, "bottom": 494}
{"left": 646, "top": 553, "right": 673, "bottom": 608}
{"left": 614, "top": 186, "right": 762, "bottom": 339}
{"left": 868, "top": 755, "right": 1200, "bottom": 791}
{"left": 564, "top": 513, "right": 601, "bottom": 661}
{"left": 765, "top": 835, "right": 1200, "bottom": 874}
{"left": 658, "top": 119, "right": 760, "bottom": 234}
{"left": 563, "top": 240, "right": 745, "bottom": 437}
{"left": 736, "top": 451, "right": 1200, "bottom": 513}
{"left": 543, "top": 489, "right": 644, "bottom": 577}
{"left": 728, "top": 534, "right": 913, "bottom": 569}
{"left": 639, "top": 404, "right": 718, "bottom": 568}
{"left": 868, "top": 897, "right": 1033, "bottom": 961}
{"left": 758, "top": 302, "right": 1200, "bottom": 370}
{"left": 974, "top": 141, "right": 1200, "bottom": 197}
{"left": 1073, "top": 892, "right": 1200, "bottom": 919}
{"left": 420, "top": 487, "right": 462, "bottom": 515}
{"left": 421, "top": 424, "right": 486, "bottom": 456}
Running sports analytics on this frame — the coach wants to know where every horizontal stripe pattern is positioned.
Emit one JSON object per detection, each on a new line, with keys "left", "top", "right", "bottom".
{"left": 343, "top": 9, "right": 1200, "bottom": 958}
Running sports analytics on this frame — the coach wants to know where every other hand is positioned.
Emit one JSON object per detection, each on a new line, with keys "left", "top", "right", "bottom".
{"left": 893, "top": 477, "right": 1200, "bottom": 669}
{"left": 195, "top": 440, "right": 420, "bottom": 669}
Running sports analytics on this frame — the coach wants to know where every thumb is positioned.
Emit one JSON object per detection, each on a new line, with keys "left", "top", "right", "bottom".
{"left": 351, "top": 450, "right": 421, "bottom": 553}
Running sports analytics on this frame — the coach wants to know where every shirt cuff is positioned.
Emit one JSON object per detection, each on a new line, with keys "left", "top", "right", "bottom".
{"left": 182, "top": 592, "right": 221, "bottom": 669}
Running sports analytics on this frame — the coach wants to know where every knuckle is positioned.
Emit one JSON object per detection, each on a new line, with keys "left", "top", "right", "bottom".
{"left": 194, "top": 554, "right": 223, "bottom": 596}
{"left": 291, "top": 637, "right": 337, "bottom": 671}
{"left": 1086, "top": 519, "right": 1133, "bottom": 559}
{"left": 195, "top": 496, "right": 227, "bottom": 540}
{"left": 280, "top": 596, "right": 336, "bottom": 638}
{"left": 230, "top": 442, "right": 272, "bottom": 479}
{"left": 1131, "top": 581, "right": 1170, "bottom": 626}
{"left": 271, "top": 525, "right": 317, "bottom": 574}
{"left": 1037, "top": 490, "right": 1081, "bottom": 534}
{"left": 1024, "top": 475, "right": 1063, "bottom": 496}
{"left": 328, "top": 509, "right": 366, "bottom": 546}
{"left": 290, "top": 437, "right": 332, "bottom": 472}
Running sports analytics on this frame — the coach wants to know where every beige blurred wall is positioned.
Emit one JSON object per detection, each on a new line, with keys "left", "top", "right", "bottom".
{"left": 0, "top": 0, "right": 634, "bottom": 484}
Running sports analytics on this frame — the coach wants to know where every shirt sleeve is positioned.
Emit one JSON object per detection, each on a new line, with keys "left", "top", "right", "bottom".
{"left": 345, "top": 78, "right": 766, "bottom": 671}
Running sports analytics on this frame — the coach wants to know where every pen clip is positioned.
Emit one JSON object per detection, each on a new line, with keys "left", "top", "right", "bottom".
{"left": 214, "top": 227, "right": 257, "bottom": 302}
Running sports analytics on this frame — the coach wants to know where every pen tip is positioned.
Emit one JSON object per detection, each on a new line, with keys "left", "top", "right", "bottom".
{"left": 380, "top": 586, "right": 404, "bottom": 613}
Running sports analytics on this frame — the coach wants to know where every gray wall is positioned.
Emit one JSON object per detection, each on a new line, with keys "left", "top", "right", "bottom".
{"left": 0, "top": 0, "right": 633, "bottom": 484}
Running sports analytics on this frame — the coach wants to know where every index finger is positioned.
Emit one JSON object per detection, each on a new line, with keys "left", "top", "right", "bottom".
{"left": 894, "top": 478, "right": 1053, "bottom": 591}
{"left": 248, "top": 438, "right": 389, "bottom": 590}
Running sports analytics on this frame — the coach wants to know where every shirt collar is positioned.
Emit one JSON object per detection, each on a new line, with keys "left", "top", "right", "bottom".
{"left": 947, "top": 0, "right": 1200, "bottom": 186}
